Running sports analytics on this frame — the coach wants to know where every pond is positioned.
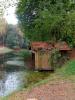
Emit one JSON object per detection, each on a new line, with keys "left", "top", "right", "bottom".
{"left": 0, "top": 70, "right": 26, "bottom": 96}
{"left": 0, "top": 52, "right": 50, "bottom": 97}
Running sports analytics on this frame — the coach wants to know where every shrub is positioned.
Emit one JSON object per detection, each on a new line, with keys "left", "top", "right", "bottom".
{"left": 50, "top": 48, "right": 69, "bottom": 69}
{"left": 17, "top": 50, "right": 31, "bottom": 60}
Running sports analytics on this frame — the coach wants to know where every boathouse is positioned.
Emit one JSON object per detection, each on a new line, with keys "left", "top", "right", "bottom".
{"left": 55, "top": 42, "right": 71, "bottom": 57}
{"left": 31, "top": 42, "right": 53, "bottom": 70}
{"left": 30, "top": 41, "right": 71, "bottom": 70}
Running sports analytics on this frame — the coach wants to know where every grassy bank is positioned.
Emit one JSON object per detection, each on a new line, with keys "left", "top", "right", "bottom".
{"left": 29, "top": 59, "right": 75, "bottom": 87}
{"left": 29, "top": 59, "right": 75, "bottom": 86}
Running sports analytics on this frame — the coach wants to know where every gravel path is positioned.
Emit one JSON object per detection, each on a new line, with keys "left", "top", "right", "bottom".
{"left": 8, "top": 80, "right": 75, "bottom": 100}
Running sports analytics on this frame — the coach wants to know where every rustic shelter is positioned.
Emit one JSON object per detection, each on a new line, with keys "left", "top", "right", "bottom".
{"left": 54, "top": 41, "right": 71, "bottom": 58}
{"left": 30, "top": 41, "right": 71, "bottom": 70}
{"left": 55, "top": 42, "right": 71, "bottom": 51}
{"left": 31, "top": 42, "right": 53, "bottom": 70}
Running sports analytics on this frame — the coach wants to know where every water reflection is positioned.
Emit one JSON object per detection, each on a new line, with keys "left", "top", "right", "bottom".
{"left": 0, "top": 54, "right": 26, "bottom": 97}
{"left": 0, "top": 71, "right": 25, "bottom": 96}
{"left": 0, "top": 54, "right": 50, "bottom": 97}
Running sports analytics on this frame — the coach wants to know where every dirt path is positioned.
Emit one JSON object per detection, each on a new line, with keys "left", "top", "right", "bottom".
{"left": 8, "top": 80, "right": 75, "bottom": 100}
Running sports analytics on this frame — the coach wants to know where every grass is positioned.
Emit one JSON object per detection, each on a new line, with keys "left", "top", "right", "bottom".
{"left": 56, "top": 59, "right": 75, "bottom": 77}
{"left": 24, "top": 71, "right": 50, "bottom": 87}
{"left": 53, "top": 59, "right": 75, "bottom": 83}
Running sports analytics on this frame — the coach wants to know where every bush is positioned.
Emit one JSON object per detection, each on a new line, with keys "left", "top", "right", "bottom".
{"left": 17, "top": 50, "right": 31, "bottom": 60}
{"left": 50, "top": 48, "right": 69, "bottom": 69}
{"left": 62, "top": 34, "right": 75, "bottom": 48}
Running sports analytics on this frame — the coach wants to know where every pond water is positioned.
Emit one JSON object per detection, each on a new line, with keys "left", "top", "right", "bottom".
{"left": 0, "top": 53, "right": 50, "bottom": 97}
{"left": 0, "top": 71, "right": 26, "bottom": 96}
{"left": 0, "top": 55, "right": 27, "bottom": 97}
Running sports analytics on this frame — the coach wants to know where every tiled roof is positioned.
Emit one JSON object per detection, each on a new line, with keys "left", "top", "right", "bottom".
{"left": 55, "top": 42, "right": 71, "bottom": 50}
{"left": 31, "top": 42, "right": 53, "bottom": 50}
{"left": 31, "top": 41, "right": 71, "bottom": 51}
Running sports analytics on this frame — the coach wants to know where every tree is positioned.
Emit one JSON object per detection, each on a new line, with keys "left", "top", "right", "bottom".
{"left": 0, "top": 18, "right": 7, "bottom": 35}
{"left": 61, "top": 12, "right": 75, "bottom": 46}
{"left": 16, "top": 0, "right": 75, "bottom": 43}
{"left": 4, "top": 24, "right": 27, "bottom": 48}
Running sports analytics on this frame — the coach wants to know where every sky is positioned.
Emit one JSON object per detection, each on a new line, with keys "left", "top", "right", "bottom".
{"left": 0, "top": 0, "right": 18, "bottom": 25}
{"left": 4, "top": 6, "right": 18, "bottom": 25}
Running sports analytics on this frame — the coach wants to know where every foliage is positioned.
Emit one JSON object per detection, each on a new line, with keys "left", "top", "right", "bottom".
{"left": 5, "top": 25, "right": 19, "bottom": 47}
{"left": 61, "top": 12, "right": 75, "bottom": 47}
{"left": 50, "top": 48, "right": 69, "bottom": 69}
{"left": 50, "top": 49, "right": 61, "bottom": 69}
{"left": 17, "top": 50, "right": 31, "bottom": 60}
{"left": 4, "top": 24, "right": 26, "bottom": 48}
{"left": 16, "top": 0, "right": 75, "bottom": 44}
{"left": 0, "top": 18, "right": 7, "bottom": 34}
{"left": 0, "top": 0, "right": 18, "bottom": 11}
